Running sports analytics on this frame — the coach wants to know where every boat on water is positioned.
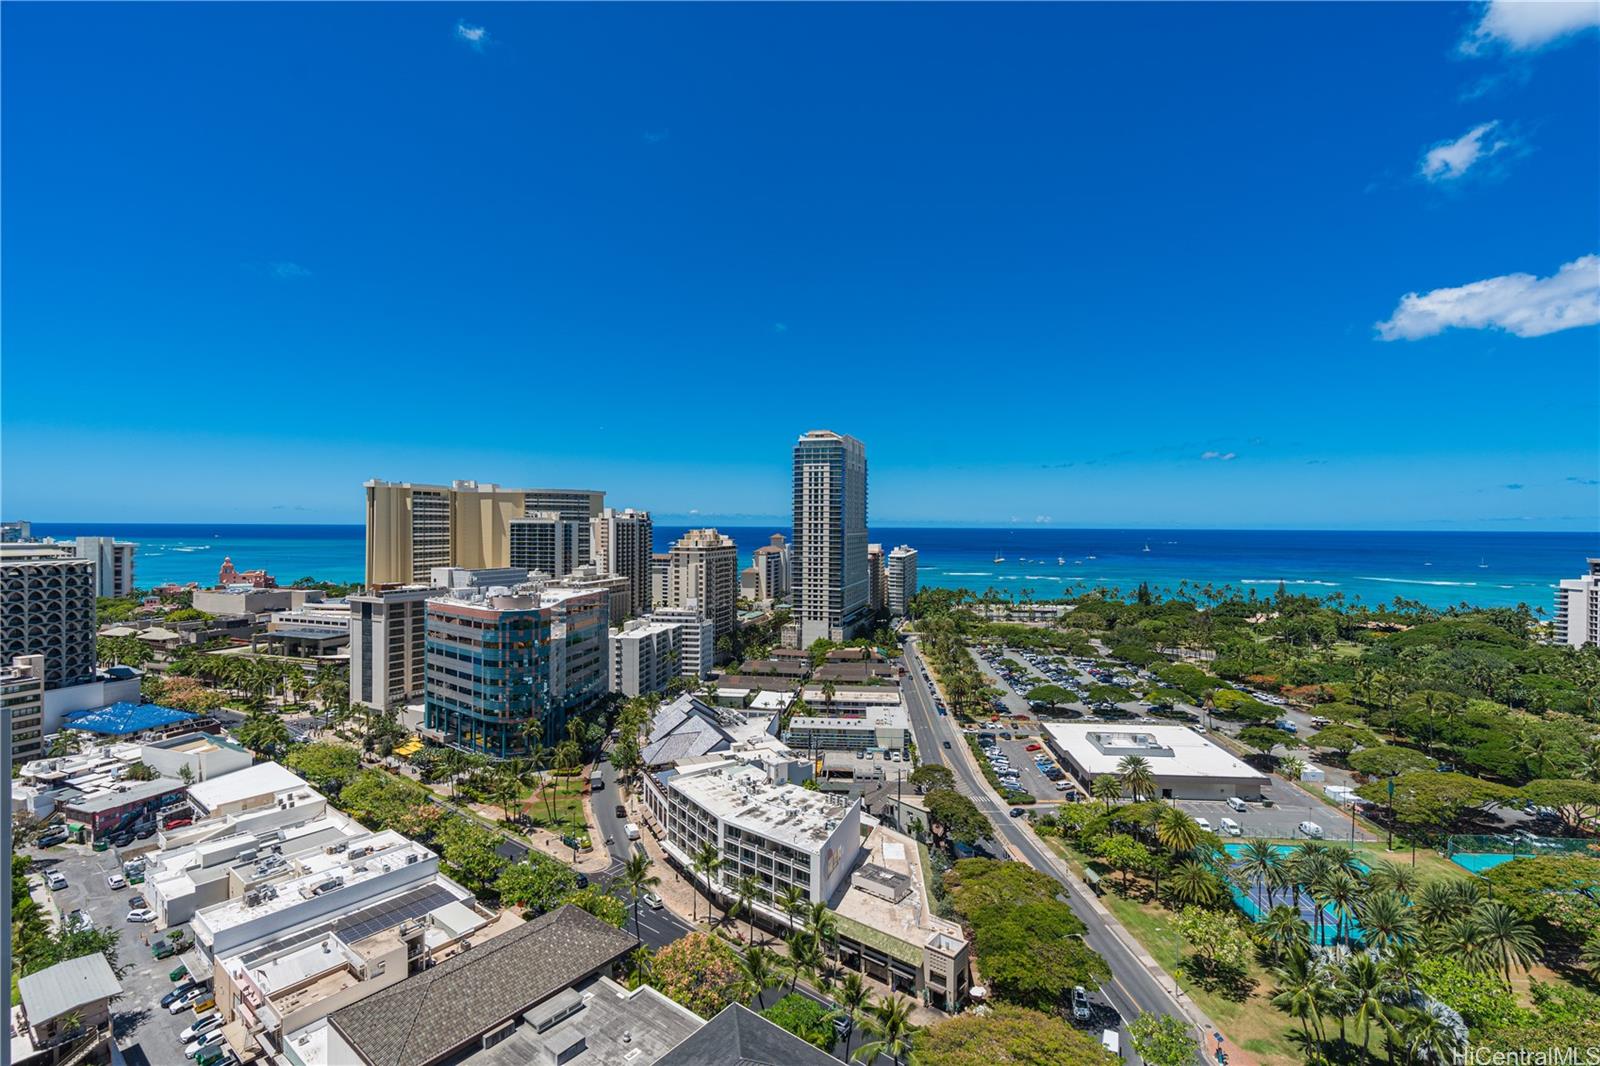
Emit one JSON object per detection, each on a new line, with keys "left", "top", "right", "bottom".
{"left": 1143, "top": 543, "right": 1151, "bottom": 553}
{"left": 993, "top": 553, "right": 1005, "bottom": 563}
{"left": 1057, "top": 556, "right": 1065, "bottom": 565}
{"left": 1478, "top": 558, "right": 1488, "bottom": 568}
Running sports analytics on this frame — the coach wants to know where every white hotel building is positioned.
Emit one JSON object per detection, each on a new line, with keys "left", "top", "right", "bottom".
{"left": 644, "top": 760, "right": 861, "bottom": 906}
{"left": 1554, "top": 559, "right": 1600, "bottom": 649}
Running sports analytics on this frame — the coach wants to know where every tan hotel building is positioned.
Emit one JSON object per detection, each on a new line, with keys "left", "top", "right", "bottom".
{"left": 363, "top": 480, "right": 604, "bottom": 586}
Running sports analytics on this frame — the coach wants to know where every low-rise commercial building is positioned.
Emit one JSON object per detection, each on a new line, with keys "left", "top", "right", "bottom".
{"left": 139, "top": 731, "right": 253, "bottom": 782}
{"left": 1043, "top": 722, "right": 1270, "bottom": 800}
{"left": 15, "top": 953, "right": 122, "bottom": 1063}
{"left": 785, "top": 705, "right": 910, "bottom": 756}
{"left": 58, "top": 777, "right": 189, "bottom": 841}
{"left": 645, "top": 758, "right": 861, "bottom": 906}
{"left": 313, "top": 905, "right": 646, "bottom": 1066}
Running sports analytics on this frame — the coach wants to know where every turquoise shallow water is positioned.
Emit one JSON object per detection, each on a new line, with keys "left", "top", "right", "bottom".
{"left": 29, "top": 523, "right": 1596, "bottom": 610}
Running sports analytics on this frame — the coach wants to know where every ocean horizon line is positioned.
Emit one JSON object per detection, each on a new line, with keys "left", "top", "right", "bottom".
{"left": 18, "top": 520, "right": 1598, "bottom": 536}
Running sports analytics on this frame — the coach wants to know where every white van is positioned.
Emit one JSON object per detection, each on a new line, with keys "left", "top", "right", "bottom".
{"left": 1226, "top": 796, "right": 1247, "bottom": 813}
{"left": 1220, "top": 817, "right": 1241, "bottom": 837}
{"left": 1100, "top": 1029, "right": 1121, "bottom": 1058}
{"left": 1194, "top": 817, "right": 1212, "bottom": 832}
{"left": 1298, "top": 820, "right": 1324, "bottom": 840}
{"left": 624, "top": 823, "right": 640, "bottom": 841}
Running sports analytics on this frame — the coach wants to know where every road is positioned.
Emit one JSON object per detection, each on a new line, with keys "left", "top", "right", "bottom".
{"left": 591, "top": 751, "right": 695, "bottom": 951}
{"left": 903, "top": 638, "right": 1214, "bottom": 1063}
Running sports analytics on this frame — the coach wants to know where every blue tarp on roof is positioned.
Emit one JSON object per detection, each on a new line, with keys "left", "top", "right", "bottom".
{"left": 63, "top": 701, "right": 195, "bottom": 735}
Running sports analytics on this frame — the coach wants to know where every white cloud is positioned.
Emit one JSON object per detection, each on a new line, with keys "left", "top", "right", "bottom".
{"left": 1420, "top": 121, "right": 1511, "bottom": 181}
{"left": 1200, "top": 451, "right": 1237, "bottom": 461}
{"left": 1464, "top": 0, "right": 1600, "bottom": 52}
{"left": 456, "top": 20, "right": 489, "bottom": 50}
{"left": 270, "top": 261, "right": 311, "bottom": 280}
{"left": 1376, "top": 254, "right": 1600, "bottom": 340}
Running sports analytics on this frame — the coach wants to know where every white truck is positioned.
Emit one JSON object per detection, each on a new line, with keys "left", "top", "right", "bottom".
{"left": 624, "top": 823, "right": 640, "bottom": 842}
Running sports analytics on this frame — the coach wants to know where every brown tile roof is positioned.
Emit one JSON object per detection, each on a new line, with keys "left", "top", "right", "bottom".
{"left": 327, "top": 904, "right": 635, "bottom": 1066}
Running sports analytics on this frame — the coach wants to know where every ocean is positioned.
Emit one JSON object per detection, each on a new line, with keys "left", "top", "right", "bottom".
{"left": 28, "top": 523, "right": 1597, "bottom": 611}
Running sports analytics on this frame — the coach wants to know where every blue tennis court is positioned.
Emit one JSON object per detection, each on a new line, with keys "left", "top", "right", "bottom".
{"left": 1450, "top": 852, "right": 1521, "bottom": 873}
{"left": 1223, "top": 843, "right": 1368, "bottom": 946}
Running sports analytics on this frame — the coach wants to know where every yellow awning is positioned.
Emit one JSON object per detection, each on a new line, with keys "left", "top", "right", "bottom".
{"left": 394, "top": 736, "right": 424, "bottom": 757}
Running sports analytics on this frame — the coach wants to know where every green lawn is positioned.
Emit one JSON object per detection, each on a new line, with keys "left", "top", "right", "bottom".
{"left": 523, "top": 775, "right": 588, "bottom": 832}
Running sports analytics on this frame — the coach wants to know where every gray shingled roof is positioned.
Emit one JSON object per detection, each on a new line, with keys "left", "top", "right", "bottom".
{"left": 17, "top": 954, "right": 122, "bottom": 1023}
{"left": 642, "top": 696, "right": 733, "bottom": 766}
{"left": 327, "top": 904, "right": 636, "bottom": 1066}
{"left": 656, "top": 1004, "right": 841, "bottom": 1066}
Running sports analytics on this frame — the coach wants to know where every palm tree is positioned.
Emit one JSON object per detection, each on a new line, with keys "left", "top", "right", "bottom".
{"left": 1117, "top": 755, "right": 1157, "bottom": 802}
{"left": 1432, "top": 914, "right": 1493, "bottom": 974}
{"left": 740, "top": 944, "right": 777, "bottom": 1010}
{"left": 776, "top": 884, "right": 808, "bottom": 938}
{"left": 1321, "top": 869, "right": 1362, "bottom": 946}
{"left": 1168, "top": 860, "right": 1224, "bottom": 907}
{"left": 1156, "top": 805, "right": 1206, "bottom": 857}
{"left": 1092, "top": 773, "right": 1123, "bottom": 810}
{"left": 1341, "top": 955, "right": 1395, "bottom": 1066}
{"left": 621, "top": 851, "right": 661, "bottom": 941}
{"left": 736, "top": 874, "right": 764, "bottom": 945}
{"left": 1259, "top": 905, "right": 1310, "bottom": 963}
{"left": 1234, "top": 840, "right": 1286, "bottom": 910}
{"left": 1271, "top": 950, "right": 1330, "bottom": 1047}
{"left": 1414, "top": 878, "right": 1475, "bottom": 931}
{"left": 785, "top": 931, "right": 821, "bottom": 994}
{"left": 852, "top": 994, "right": 918, "bottom": 1066}
{"left": 1398, "top": 1005, "right": 1463, "bottom": 1065}
{"left": 692, "top": 842, "right": 723, "bottom": 926}
{"left": 626, "top": 944, "right": 653, "bottom": 989}
{"left": 1279, "top": 755, "right": 1306, "bottom": 783}
{"left": 837, "top": 971, "right": 870, "bottom": 1062}
{"left": 1367, "top": 859, "right": 1419, "bottom": 900}
{"left": 803, "top": 900, "right": 838, "bottom": 978}
{"left": 1357, "top": 891, "right": 1416, "bottom": 950}
{"left": 1473, "top": 900, "right": 1541, "bottom": 982}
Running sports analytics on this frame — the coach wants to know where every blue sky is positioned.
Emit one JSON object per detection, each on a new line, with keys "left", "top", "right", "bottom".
{"left": 3, "top": 3, "right": 1597, "bottom": 529}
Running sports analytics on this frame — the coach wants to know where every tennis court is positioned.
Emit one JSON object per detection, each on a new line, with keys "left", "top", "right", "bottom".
{"left": 1449, "top": 852, "right": 1521, "bottom": 874}
{"left": 1222, "top": 843, "right": 1368, "bottom": 946}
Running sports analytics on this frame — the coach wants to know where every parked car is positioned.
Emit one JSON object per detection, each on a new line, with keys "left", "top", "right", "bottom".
{"left": 1008, "top": 808, "right": 1025, "bottom": 818}
{"left": 1194, "top": 818, "right": 1212, "bottom": 832}
{"left": 185, "top": 1031, "right": 226, "bottom": 1058}
{"left": 1072, "top": 985, "right": 1091, "bottom": 1020}
{"left": 614, "top": 805, "right": 626, "bottom": 819}
{"left": 105, "top": 872, "right": 127, "bottom": 890}
{"left": 153, "top": 938, "right": 188, "bottom": 960}
{"left": 162, "top": 982, "right": 204, "bottom": 1008}
{"left": 1025, "top": 743, "right": 1042, "bottom": 752}
{"left": 66, "top": 910, "right": 92, "bottom": 932}
{"left": 643, "top": 892, "right": 664, "bottom": 910}
{"left": 109, "top": 833, "right": 133, "bottom": 848}
{"left": 179, "top": 1012, "right": 222, "bottom": 1044}
{"left": 37, "top": 827, "right": 69, "bottom": 848}
{"left": 942, "top": 741, "right": 952, "bottom": 750}
{"left": 126, "top": 908, "right": 156, "bottom": 923}
{"left": 169, "top": 964, "right": 190, "bottom": 982}
{"left": 135, "top": 823, "right": 157, "bottom": 839}
{"left": 44, "top": 870, "right": 67, "bottom": 890}
{"left": 163, "top": 816, "right": 193, "bottom": 830}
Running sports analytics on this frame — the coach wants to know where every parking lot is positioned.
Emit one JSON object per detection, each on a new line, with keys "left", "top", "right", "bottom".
{"left": 1176, "top": 790, "right": 1373, "bottom": 843}
{"left": 988, "top": 736, "right": 1073, "bottom": 801}
{"left": 22, "top": 841, "right": 205, "bottom": 1066}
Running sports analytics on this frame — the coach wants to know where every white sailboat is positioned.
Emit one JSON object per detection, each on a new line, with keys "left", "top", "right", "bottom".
{"left": 1143, "top": 542, "right": 1151, "bottom": 553}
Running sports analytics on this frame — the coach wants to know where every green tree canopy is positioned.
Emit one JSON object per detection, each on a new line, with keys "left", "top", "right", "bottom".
{"left": 1127, "top": 1014, "right": 1202, "bottom": 1066}
{"left": 1307, "top": 724, "right": 1381, "bottom": 754}
{"left": 494, "top": 854, "right": 579, "bottom": 914}
{"left": 760, "top": 993, "right": 839, "bottom": 1050}
{"left": 924, "top": 788, "right": 990, "bottom": 846}
{"left": 1024, "top": 684, "right": 1073, "bottom": 708}
{"left": 1237, "top": 726, "right": 1287, "bottom": 753}
{"left": 918, "top": 1004, "right": 1119, "bottom": 1066}
{"left": 1356, "top": 771, "right": 1515, "bottom": 837}
{"left": 1482, "top": 855, "right": 1600, "bottom": 944}
{"left": 558, "top": 886, "right": 627, "bottom": 928}
{"left": 944, "top": 859, "right": 1110, "bottom": 1010}
{"left": 908, "top": 764, "right": 956, "bottom": 793}
{"left": 1517, "top": 779, "right": 1600, "bottom": 834}
{"left": 648, "top": 933, "right": 745, "bottom": 1019}
{"left": 1348, "top": 745, "right": 1438, "bottom": 777}
{"left": 285, "top": 742, "right": 362, "bottom": 792}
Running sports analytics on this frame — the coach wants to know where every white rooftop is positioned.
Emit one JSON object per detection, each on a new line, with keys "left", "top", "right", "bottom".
{"left": 789, "top": 706, "right": 909, "bottom": 731}
{"left": 1044, "top": 722, "right": 1267, "bottom": 780}
{"left": 186, "top": 761, "right": 310, "bottom": 813}
{"left": 667, "top": 762, "right": 856, "bottom": 850}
